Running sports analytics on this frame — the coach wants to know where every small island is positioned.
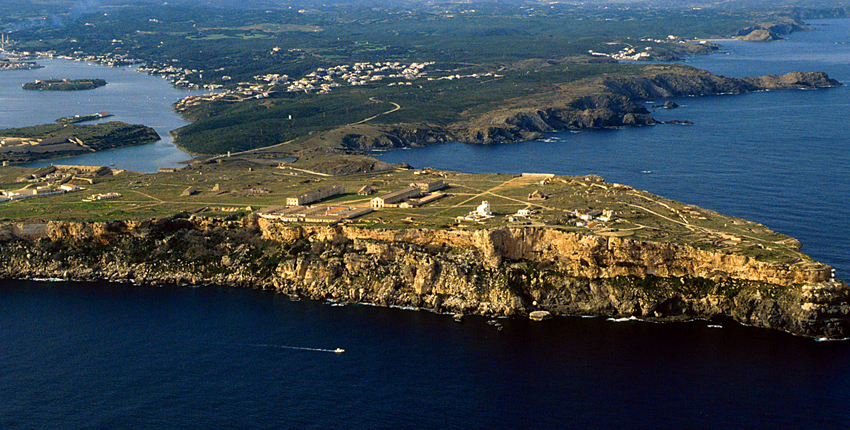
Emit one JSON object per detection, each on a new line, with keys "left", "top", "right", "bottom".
{"left": 22, "top": 78, "right": 107, "bottom": 91}
{"left": 56, "top": 112, "right": 114, "bottom": 125}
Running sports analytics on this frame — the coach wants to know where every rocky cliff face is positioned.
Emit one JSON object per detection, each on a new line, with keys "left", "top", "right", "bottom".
{"left": 1, "top": 217, "right": 848, "bottom": 338}
{"left": 335, "top": 69, "right": 841, "bottom": 150}
{"left": 455, "top": 94, "right": 658, "bottom": 144}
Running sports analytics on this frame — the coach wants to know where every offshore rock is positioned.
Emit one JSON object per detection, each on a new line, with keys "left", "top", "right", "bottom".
{"left": 0, "top": 219, "right": 847, "bottom": 339}
{"left": 529, "top": 311, "right": 552, "bottom": 321}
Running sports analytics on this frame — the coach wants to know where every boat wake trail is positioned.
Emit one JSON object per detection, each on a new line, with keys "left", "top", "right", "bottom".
{"left": 244, "top": 343, "right": 345, "bottom": 353}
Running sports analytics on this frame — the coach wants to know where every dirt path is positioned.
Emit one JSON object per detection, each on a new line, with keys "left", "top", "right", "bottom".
{"left": 352, "top": 98, "right": 402, "bottom": 125}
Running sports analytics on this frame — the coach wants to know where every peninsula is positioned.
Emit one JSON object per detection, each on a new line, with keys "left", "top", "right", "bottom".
{"left": 1, "top": 1, "right": 848, "bottom": 340}
{"left": 0, "top": 161, "right": 846, "bottom": 339}
{"left": 22, "top": 78, "right": 107, "bottom": 91}
{"left": 0, "top": 58, "right": 41, "bottom": 71}
{"left": 56, "top": 112, "right": 114, "bottom": 125}
{"left": 0, "top": 122, "right": 160, "bottom": 163}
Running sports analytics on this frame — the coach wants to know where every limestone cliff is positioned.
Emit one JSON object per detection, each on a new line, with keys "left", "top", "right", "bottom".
{"left": 1, "top": 216, "right": 847, "bottom": 339}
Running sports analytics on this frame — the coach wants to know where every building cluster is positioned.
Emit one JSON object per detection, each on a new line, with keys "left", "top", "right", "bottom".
{"left": 0, "top": 165, "right": 125, "bottom": 204}
{"left": 0, "top": 57, "right": 41, "bottom": 71}
{"left": 458, "top": 201, "right": 494, "bottom": 222}
{"left": 137, "top": 64, "right": 204, "bottom": 90}
{"left": 304, "top": 62, "right": 433, "bottom": 89}
{"left": 427, "top": 71, "right": 502, "bottom": 82}
{"left": 43, "top": 50, "right": 141, "bottom": 68}
{"left": 507, "top": 209, "right": 535, "bottom": 223}
{"left": 588, "top": 47, "right": 656, "bottom": 61}
{"left": 572, "top": 209, "right": 614, "bottom": 228}
{"left": 16, "top": 165, "right": 116, "bottom": 184}
{"left": 1, "top": 135, "right": 78, "bottom": 149}
{"left": 87, "top": 192, "right": 121, "bottom": 201}
{"left": 261, "top": 178, "right": 449, "bottom": 225}
{"left": 286, "top": 185, "right": 345, "bottom": 206}
{"left": 589, "top": 37, "right": 702, "bottom": 61}
{"left": 175, "top": 61, "right": 435, "bottom": 112}
{"left": 260, "top": 184, "right": 364, "bottom": 225}
{"left": 370, "top": 179, "right": 447, "bottom": 208}
{"left": 0, "top": 184, "right": 81, "bottom": 202}
{"left": 258, "top": 205, "right": 373, "bottom": 226}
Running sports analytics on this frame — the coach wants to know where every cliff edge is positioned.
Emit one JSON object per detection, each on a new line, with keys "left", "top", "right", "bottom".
{"left": 1, "top": 217, "right": 847, "bottom": 338}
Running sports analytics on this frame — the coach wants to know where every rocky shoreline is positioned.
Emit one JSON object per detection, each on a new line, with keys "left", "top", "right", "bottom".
{"left": 2, "top": 216, "right": 848, "bottom": 339}
{"left": 334, "top": 69, "right": 842, "bottom": 151}
{"left": 0, "top": 122, "right": 160, "bottom": 163}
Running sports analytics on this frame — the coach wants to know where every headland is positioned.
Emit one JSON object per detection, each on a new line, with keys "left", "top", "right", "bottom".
{"left": 0, "top": 161, "right": 846, "bottom": 339}
{"left": 0, "top": 122, "right": 160, "bottom": 163}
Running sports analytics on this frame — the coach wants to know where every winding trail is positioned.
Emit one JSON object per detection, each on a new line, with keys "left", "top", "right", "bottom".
{"left": 352, "top": 98, "right": 402, "bottom": 125}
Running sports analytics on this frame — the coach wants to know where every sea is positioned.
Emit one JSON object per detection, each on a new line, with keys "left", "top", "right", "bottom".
{"left": 2, "top": 19, "right": 850, "bottom": 429}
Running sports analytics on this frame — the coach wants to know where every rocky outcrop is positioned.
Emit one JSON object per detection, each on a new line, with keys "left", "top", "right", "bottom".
{"left": 455, "top": 94, "right": 658, "bottom": 144}
{"left": 733, "top": 18, "right": 811, "bottom": 42}
{"left": 456, "top": 69, "right": 842, "bottom": 146}
{"left": 736, "top": 29, "right": 777, "bottom": 42}
{"left": 742, "top": 71, "right": 842, "bottom": 90}
{"left": 340, "top": 124, "right": 453, "bottom": 150}
{"left": 1, "top": 217, "right": 848, "bottom": 339}
{"left": 336, "top": 68, "right": 841, "bottom": 150}
{"left": 603, "top": 69, "right": 841, "bottom": 99}
{"left": 0, "top": 121, "right": 160, "bottom": 163}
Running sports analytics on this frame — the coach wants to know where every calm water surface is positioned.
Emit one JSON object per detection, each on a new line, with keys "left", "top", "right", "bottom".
{"left": 2, "top": 19, "right": 850, "bottom": 429}
{"left": 0, "top": 58, "right": 203, "bottom": 172}
{"left": 377, "top": 18, "right": 850, "bottom": 279}
{"left": 2, "top": 279, "right": 849, "bottom": 429}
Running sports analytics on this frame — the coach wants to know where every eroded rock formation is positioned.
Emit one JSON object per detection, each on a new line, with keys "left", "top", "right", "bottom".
{"left": 1, "top": 216, "right": 848, "bottom": 338}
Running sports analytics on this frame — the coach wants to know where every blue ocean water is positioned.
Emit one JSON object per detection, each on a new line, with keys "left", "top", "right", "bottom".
{"left": 2, "top": 19, "right": 850, "bottom": 429}
{"left": 2, "top": 280, "right": 849, "bottom": 429}
{"left": 376, "top": 18, "right": 850, "bottom": 279}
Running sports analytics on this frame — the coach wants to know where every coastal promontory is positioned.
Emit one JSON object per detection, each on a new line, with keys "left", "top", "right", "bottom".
{"left": 0, "top": 122, "right": 160, "bottom": 163}
{"left": 0, "top": 163, "right": 846, "bottom": 339}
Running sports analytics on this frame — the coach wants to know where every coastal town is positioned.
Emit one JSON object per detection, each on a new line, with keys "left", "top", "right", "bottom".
{"left": 172, "top": 61, "right": 506, "bottom": 113}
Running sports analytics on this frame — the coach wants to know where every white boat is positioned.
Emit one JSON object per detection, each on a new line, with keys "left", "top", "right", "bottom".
{"left": 334, "top": 348, "right": 345, "bottom": 354}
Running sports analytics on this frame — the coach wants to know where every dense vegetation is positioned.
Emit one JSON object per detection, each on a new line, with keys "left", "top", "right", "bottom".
{"left": 3, "top": 0, "right": 845, "bottom": 155}
{"left": 173, "top": 61, "right": 647, "bottom": 154}
{"left": 8, "top": 1, "right": 814, "bottom": 84}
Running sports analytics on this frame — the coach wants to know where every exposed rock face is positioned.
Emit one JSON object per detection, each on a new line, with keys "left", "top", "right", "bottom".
{"left": 341, "top": 124, "right": 453, "bottom": 150}
{"left": 0, "top": 121, "right": 160, "bottom": 163}
{"left": 336, "top": 68, "right": 841, "bottom": 151}
{"left": 736, "top": 29, "right": 777, "bottom": 42}
{"left": 1, "top": 217, "right": 848, "bottom": 339}
{"left": 733, "top": 18, "right": 811, "bottom": 42}
{"left": 604, "top": 69, "right": 841, "bottom": 99}
{"left": 457, "top": 95, "right": 657, "bottom": 144}
{"left": 742, "top": 72, "right": 842, "bottom": 90}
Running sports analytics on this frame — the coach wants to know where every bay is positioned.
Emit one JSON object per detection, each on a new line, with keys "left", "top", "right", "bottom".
{"left": 0, "top": 58, "right": 203, "bottom": 172}
{"left": 2, "top": 18, "right": 850, "bottom": 430}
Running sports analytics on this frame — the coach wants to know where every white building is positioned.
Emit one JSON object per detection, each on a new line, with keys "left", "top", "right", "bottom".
{"left": 476, "top": 201, "right": 492, "bottom": 217}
